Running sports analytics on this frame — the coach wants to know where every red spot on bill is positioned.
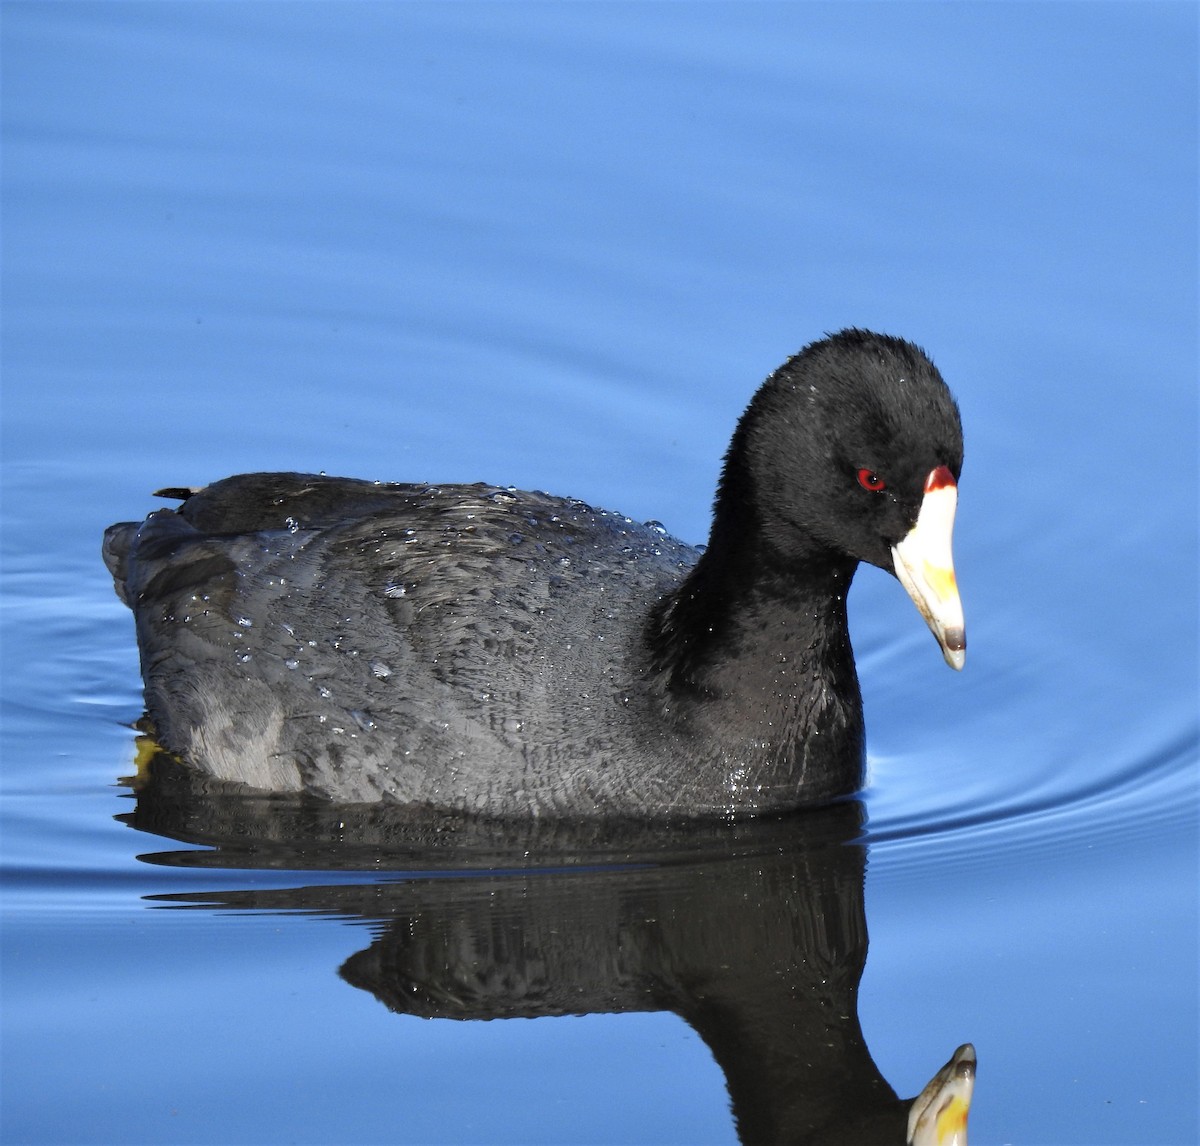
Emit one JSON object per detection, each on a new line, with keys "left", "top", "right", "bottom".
{"left": 925, "top": 465, "right": 956, "bottom": 492}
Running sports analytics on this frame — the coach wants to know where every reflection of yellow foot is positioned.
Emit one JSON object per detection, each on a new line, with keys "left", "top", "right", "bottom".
{"left": 907, "top": 1043, "right": 975, "bottom": 1146}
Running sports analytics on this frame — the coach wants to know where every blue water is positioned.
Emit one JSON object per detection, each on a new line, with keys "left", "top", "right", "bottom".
{"left": 3, "top": 4, "right": 1197, "bottom": 1143}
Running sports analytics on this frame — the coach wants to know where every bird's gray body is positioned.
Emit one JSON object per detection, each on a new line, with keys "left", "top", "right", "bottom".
{"left": 105, "top": 474, "right": 860, "bottom": 815}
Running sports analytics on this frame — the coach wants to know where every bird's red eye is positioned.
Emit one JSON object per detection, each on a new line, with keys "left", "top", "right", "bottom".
{"left": 857, "top": 469, "right": 886, "bottom": 492}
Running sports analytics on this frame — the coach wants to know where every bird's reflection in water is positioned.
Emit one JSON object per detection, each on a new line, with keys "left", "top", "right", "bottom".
{"left": 120, "top": 752, "right": 974, "bottom": 1145}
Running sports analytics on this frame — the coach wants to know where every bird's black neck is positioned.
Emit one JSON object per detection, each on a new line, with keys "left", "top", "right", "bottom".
{"left": 638, "top": 416, "right": 868, "bottom": 805}
{"left": 648, "top": 429, "right": 860, "bottom": 693}
{"left": 643, "top": 514, "right": 865, "bottom": 806}
{"left": 648, "top": 521, "right": 858, "bottom": 698}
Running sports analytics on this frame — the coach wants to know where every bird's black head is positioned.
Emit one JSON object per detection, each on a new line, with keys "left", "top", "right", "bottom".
{"left": 722, "top": 328, "right": 963, "bottom": 575}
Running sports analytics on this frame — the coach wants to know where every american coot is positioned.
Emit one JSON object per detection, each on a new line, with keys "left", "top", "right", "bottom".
{"left": 103, "top": 329, "right": 965, "bottom": 817}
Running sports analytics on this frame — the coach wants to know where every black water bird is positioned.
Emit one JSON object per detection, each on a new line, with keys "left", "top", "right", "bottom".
{"left": 103, "top": 328, "right": 965, "bottom": 816}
